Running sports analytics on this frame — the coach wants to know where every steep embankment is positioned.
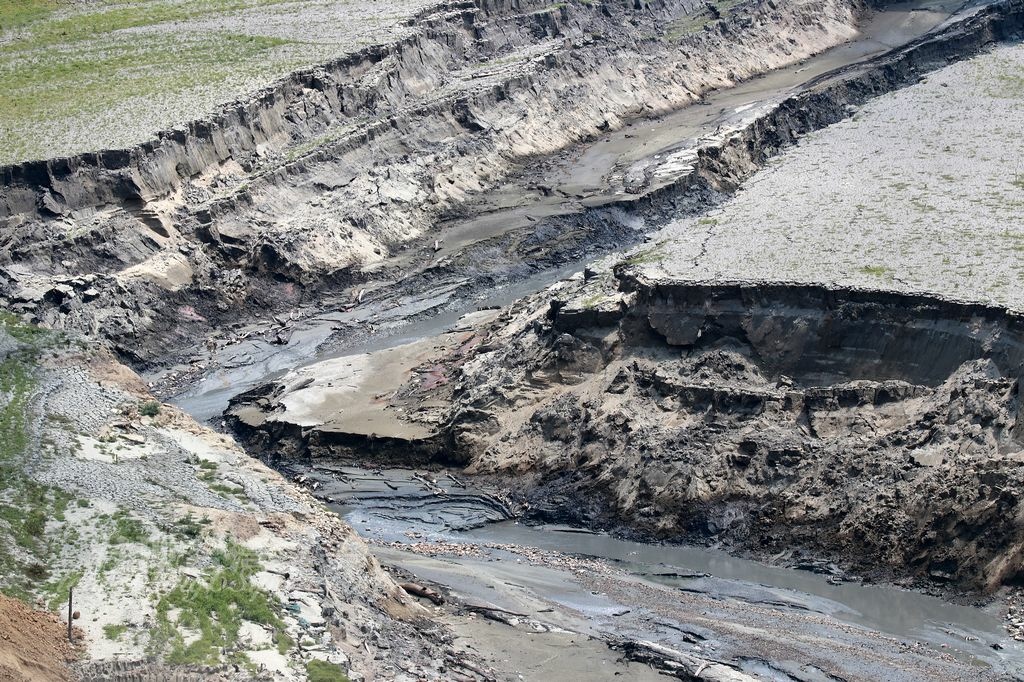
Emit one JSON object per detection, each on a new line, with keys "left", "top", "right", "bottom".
{"left": 228, "top": 268, "right": 1024, "bottom": 593}
{"left": 0, "top": 314, "right": 463, "bottom": 681}
{"left": 458, "top": 274, "right": 1024, "bottom": 592}
{"left": 0, "top": 0, "right": 867, "bottom": 367}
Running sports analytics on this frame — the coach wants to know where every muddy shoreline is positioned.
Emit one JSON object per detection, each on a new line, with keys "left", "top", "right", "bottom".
{"left": 274, "top": 461, "right": 1024, "bottom": 680}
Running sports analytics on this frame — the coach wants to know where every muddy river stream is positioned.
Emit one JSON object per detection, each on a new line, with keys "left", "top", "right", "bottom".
{"left": 306, "top": 466, "right": 1024, "bottom": 678}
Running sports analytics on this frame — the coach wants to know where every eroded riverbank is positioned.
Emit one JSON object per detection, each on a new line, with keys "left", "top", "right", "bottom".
{"left": 4, "top": 0, "right": 1024, "bottom": 679}
{"left": 167, "top": 0, "right": 1003, "bottom": 421}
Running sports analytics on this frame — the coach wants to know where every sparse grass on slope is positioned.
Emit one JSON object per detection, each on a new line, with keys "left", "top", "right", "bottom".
{"left": 0, "top": 313, "right": 74, "bottom": 602}
{"left": 149, "top": 541, "right": 290, "bottom": 665}
{"left": 0, "top": 0, "right": 341, "bottom": 163}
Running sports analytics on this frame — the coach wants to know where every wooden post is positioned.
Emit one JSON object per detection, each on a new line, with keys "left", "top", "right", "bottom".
{"left": 67, "top": 587, "right": 73, "bottom": 643}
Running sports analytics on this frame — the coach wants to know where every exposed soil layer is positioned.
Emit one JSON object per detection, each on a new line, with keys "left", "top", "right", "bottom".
{"left": 0, "top": 593, "right": 77, "bottom": 682}
{"left": 223, "top": 0, "right": 1024, "bottom": 598}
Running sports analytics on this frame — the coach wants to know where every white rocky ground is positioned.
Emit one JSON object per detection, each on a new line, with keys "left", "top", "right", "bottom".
{"left": 639, "top": 41, "right": 1024, "bottom": 308}
{"left": 0, "top": 316, "right": 461, "bottom": 681}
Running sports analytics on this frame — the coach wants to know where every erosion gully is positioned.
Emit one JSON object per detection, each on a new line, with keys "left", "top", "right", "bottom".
{"left": 167, "top": 1, "right": 1024, "bottom": 678}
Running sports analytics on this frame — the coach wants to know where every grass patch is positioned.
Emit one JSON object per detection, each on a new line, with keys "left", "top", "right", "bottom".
{"left": 0, "top": 21, "right": 302, "bottom": 163}
{"left": 0, "top": 319, "right": 78, "bottom": 601}
{"left": 43, "top": 570, "right": 83, "bottom": 611}
{"left": 103, "top": 623, "right": 129, "bottom": 640}
{"left": 622, "top": 244, "right": 667, "bottom": 266}
{"left": 860, "top": 265, "right": 892, "bottom": 279}
{"left": 579, "top": 293, "right": 607, "bottom": 309}
{"left": 306, "top": 660, "right": 351, "bottom": 682}
{"left": 139, "top": 400, "right": 162, "bottom": 417}
{"left": 4, "top": 0, "right": 296, "bottom": 49}
{"left": 150, "top": 542, "right": 287, "bottom": 665}
{"left": 109, "top": 512, "right": 149, "bottom": 545}
{"left": 0, "top": 355, "right": 33, "bottom": 463}
{"left": 0, "top": 0, "right": 57, "bottom": 32}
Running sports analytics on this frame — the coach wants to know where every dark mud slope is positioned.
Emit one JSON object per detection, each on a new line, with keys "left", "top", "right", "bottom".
{"left": 430, "top": 271, "right": 1024, "bottom": 594}
{"left": 228, "top": 267, "right": 1024, "bottom": 592}
{"left": 0, "top": 0, "right": 934, "bottom": 367}
{"left": 613, "top": 275, "right": 1024, "bottom": 388}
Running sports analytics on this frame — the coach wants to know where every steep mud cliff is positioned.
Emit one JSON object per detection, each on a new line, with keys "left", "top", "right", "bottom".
{"left": 0, "top": 0, "right": 874, "bottom": 366}
{"left": 457, "top": 273, "right": 1024, "bottom": 592}
{"left": 232, "top": 269, "right": 1024, "bottom": 593}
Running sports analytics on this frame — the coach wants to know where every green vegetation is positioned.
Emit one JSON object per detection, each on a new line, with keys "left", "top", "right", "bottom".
{"left": 0, "top": 0, "right": 325, "bottom": 163}
{"left": 860, "top": 265, "right": 893, "bottom": 279}
{"left": 1, "top": 31, "right": 293, "bottom": 162}
{"left": 622, "top": 243, "right": 667, "bottom": 266}
{"left": 149, "top": 542, "right": 289, "bottom": 665}
{"left": 139, "top": 400, "right": 162, "bottom": 417}
{"left": 42, "top": 570, "right": 82, "bottom": 611}
{"left": 109, "top": 511, "right": 149, "bottom": 545}
{"left": 306, "top": 660, "right": 351, "bottom": 682}
{"left": 103, "top": 623, "right": 129, "bottom": 640}
{"left": 0, "top": 356, "right": 32, "bottom": 463}
{"left": 0, "top": 0, "right": 57, "bottom": 32}
{"left": 0, "top": 314, "right": 77, "bottom": 601}
{"left": 4, "top": 0, "right": 295, "bottom": 50}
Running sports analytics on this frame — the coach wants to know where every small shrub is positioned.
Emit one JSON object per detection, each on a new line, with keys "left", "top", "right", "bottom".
{"left": 306, "top": 660, "right": 350, "bottom": 682}
{"left": 109, "top": 513, "right": 148, "bottom": 545}
{"left": 103, "top": 623, "right": 128, "bottom": 640}
{"left": 139, "top": 401, "right": 161, "bottom": 417}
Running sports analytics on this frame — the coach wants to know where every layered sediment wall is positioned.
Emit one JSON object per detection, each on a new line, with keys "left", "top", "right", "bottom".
{"left": 213, "top": 0, "right": 1024, "bottom": 593}
{"left": 0, "top": 0, "right": 872, "bottom": 364}
{"left": 454, "top": 274, "right": 1024, "bottom": 591}
{"left": 615, "top": 274, "right": 1024, "bottom": 388}
{"left": 227, "top": 258, "right": 1024, "bottom": 591}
